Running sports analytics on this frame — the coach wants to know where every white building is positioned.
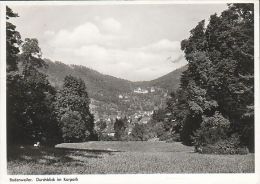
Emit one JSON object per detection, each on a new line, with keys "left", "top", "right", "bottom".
{"left": 108, "top": 133, "right": 115, "bottom": 137}
{"left": 134, "top": 87, "right": 148, "bottom": 94}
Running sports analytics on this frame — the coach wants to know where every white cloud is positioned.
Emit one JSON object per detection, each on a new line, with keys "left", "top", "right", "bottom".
{"left": 140, "top": 39, "right": 180, "bottom": 53}
{"left": 101, "top": 18, "right": 122, "bottom": 33}
{"left": 44, "top": 20, "right": 187, "bottom": 81}
{"left": 50, "top": 22, "right": 123, "bottom": 49}
{"left": 51, "top": 22, "right": 101, "bottom": 47}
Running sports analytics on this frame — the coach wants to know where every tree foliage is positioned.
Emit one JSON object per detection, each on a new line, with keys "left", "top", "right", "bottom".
{"left": 192, "top": 112, "right": 230, "bottom": 148}
{"left": 59, "top": 111, "right": 90, "bottom": 142}
{"left": 113, "top": 117, "right": 127, "bottom": 141}
{"left": 6, "top": 6, "right": 23, "bottom": 144}
{"left": 7, "top": 7, "right": 98, "bottom": 146}
{"left": 6, "top": 6, "right": 21, "bottom": 72}
{"left": 55, "top": 75, "right": 96, "bottom": 142}
{"left": 95, "top": 119, "right": 107, "bottom": 132}
{"left": 130, "top": 123, "right": 149, "bottom": 141}
{"left": 7, "top": 7, "right": 61, "bottom": 145}
{"left": 167, "top": 4, "right": 254, "bottom": 152}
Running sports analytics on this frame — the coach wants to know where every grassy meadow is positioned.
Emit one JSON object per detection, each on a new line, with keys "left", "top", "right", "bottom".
{"left": 7, "top": 141, "right": 254, "bottom": 174}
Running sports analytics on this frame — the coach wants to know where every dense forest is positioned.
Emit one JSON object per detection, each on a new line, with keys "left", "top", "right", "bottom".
{"left": 6, "top": 3, "right": 254, "bottom": 155}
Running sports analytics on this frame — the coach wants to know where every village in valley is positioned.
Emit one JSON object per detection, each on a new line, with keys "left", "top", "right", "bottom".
{"left": 90, "top": 86, "right": 168, "bottom": 138}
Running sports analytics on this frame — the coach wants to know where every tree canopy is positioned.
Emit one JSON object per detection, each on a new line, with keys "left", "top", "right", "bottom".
{"left": 7, "top": 19, "right": 60, "bottom": 145}
{"left": 55, "top": 75, "right": 96, "bottom": 142}
{"left": 167, "top": 3, "right": 254, "bottom": 152}
{"left": 6, "top": 7, "right": 96, "bottom": 146}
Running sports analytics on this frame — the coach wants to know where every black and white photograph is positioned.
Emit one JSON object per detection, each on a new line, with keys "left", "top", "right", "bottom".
{"left": 0, "top": 0, "right": 259, "bottom": 183}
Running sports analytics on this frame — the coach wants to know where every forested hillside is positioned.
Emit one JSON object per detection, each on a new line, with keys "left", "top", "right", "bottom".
{"left": 42, "top": 59, "right": 184, "bottom": 132}
{"left": 43, "top": 59, "right": 184, "bottom": 105}
{"left": 137, "top": 65, "right": 188, "bottom": 92}
{"left": 44, "top": 59, "right": 134, "bottom": 104}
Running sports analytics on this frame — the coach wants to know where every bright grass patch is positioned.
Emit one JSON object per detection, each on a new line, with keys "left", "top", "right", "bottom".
{"left": 7, "top": 141, "right": 254, "bottom": 174}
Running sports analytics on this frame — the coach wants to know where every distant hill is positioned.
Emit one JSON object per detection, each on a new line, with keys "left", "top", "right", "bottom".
{"left": 134, "top": 65, "right": 188, "bottom": 92}
{"left": 44, "top": 59, "right": 187, "bottom": 106}
{"left": 43, "top": 59, "right": 187, "bottom": 123}
{"left": 44, "top": 59, "right": 134, "bottom": 104}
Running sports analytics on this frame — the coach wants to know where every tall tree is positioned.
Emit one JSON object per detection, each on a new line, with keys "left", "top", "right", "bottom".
{"left": 55, "top": 75, "right": 96, "bottom": 142}
{"left": 113, "top": 117, "right": 127, "bottom": 141}
{"left": 6, "top": 6, "right": 21, "bottom": 72}
{"left": 6, "top": 6, "right": 25, "bottom": 145}
{"left": 6, "top": 7, "right": 60, "bottom": 145}
{"left": 17, "top": 38, "right": 60, "bottom": 144}
{"left": 6, "top": 75, "right": 28, "bottom": 144}
{"left": 173, "top": 3, "right": 254, "bottom": 151}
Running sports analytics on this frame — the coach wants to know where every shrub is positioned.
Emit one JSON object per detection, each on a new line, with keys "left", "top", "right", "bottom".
{"left": 98, "top": 133, "right": 115, "bottom": 141}
{"left": 130, "top": 123, "right": 149, "bottom": 141}
{"left": 196, "top": 134, "right": 249, "bottom": 155}
{"left": 191, "top": 111, "right": 249, "bottom": 154}
{"left": 158, "top": 131, "right": 173, "bottom": 141}
{"left": 192, "top": 111, "right": 230, "bottom": 148}
{"left": 170, "top": 131, "right": 181, "bottom": 142}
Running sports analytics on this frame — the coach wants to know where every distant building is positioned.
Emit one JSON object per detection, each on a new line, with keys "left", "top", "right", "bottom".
{"left": 134, "top": 87, "right": 148, "bottom": 94}
{"left": 108, "top": 132, "right": 115, "bottom": 137}
{"left": 139, "top": 116, "right": 150, "bottom": 124}
{"left": 166, "top": 112, "right": 172, "bottom": 116}
{"left": 118, "top": 94, "right": 123, "bottom": 99}
{"left": 150, "top": 87, "right": 155, "bottom": 93}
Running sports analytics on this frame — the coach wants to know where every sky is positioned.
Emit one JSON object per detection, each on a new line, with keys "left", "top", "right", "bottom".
{"left": 10, "top": 3, "right": 227, "bottom": 81}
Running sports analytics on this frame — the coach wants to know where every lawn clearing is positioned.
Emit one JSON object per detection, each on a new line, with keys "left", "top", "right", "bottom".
{"left": 7, "top": 141, "right": 254, "bottom": 174}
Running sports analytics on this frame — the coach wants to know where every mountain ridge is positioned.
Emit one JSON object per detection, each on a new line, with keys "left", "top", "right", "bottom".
{"left": 44, "top": 58, "right": 186, "bottom": 123}
{"left": 44, "top": 59, "right": 186, "bottom": 106}
{"left": 134, "top": 65, "right": 187, "bottom": 92}
{"left": 44, "top": 58, "right": 186, "bottom": 91}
